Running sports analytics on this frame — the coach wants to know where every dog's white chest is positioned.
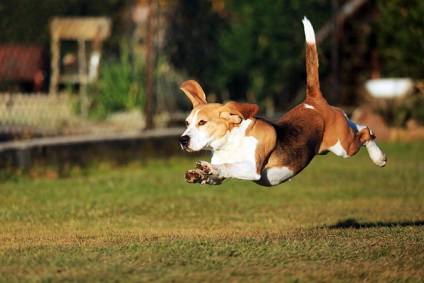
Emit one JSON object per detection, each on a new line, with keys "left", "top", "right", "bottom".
{"left": 210, "top": 120, "right": 258, "bottom": 165}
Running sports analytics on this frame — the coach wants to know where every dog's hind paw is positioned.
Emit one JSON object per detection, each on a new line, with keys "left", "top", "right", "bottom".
{"left": 373, "top": 152, "right": 387, "bottom": 167}
{"left": 365, "top": 141, "right": 387, "bottom": 167}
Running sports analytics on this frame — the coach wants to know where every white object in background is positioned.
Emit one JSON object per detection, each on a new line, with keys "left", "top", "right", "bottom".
{"left": 365, "top": 78, "right": 414, "bottom": 98}
{"left": 89, "top": 51, "right": 101, "bottom": 82}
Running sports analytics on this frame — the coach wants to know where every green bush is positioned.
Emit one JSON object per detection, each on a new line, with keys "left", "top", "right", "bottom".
{"left": 90, "top": 43, "right": 145, "bottom": 119}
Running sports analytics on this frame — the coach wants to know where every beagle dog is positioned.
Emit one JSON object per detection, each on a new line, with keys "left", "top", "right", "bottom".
{"left": 179, "top": 17, "right": 387, "bottom": 186}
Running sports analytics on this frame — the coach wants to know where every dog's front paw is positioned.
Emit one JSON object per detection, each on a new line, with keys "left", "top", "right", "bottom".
{"left": 185, "top": 169, "right": 205, "bottom": 184}
{"left": 196, "top": 161, "right": 219, "bottom": 175}
{"left": 185, "top": 167, "right": 224, "bottom": 186}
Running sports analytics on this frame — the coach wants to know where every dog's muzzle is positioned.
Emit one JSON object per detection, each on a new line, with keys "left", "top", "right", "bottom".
{"left": 179, "top": 135, "right": 190, "bottom": 150}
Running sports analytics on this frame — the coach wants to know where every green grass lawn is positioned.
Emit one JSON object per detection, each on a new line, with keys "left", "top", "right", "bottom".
{"left": 0, "top": 141, "right": 423, "bottom": 282}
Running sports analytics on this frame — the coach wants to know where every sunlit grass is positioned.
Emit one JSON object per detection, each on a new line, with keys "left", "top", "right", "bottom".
{"left": 0, "top": 141, "right": 423, "bottom": 282}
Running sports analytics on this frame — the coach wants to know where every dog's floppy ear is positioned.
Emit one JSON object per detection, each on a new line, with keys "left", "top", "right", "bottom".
{"left": 225, "top": 101, "right": 259, "bottom": 119}
{"left": 180, "top": 80, "right": 207, "bottom": 108}
{"left": 220, "top": 112, "right": 242, "bottom": 124}
{"left": 221, "top": 102, "right": 259, "bottom": 124}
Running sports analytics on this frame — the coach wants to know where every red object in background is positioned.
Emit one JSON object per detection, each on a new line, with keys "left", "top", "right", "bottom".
{"left": 0, "top": 45, "right": 45, "bottom": 91}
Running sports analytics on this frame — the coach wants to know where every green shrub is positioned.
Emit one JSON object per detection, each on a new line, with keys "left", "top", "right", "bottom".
{"left": 90, "top": 43, "right": 145, "bottom": 119}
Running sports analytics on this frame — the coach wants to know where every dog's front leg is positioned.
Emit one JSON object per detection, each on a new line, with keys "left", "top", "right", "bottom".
{"left": 196, "top": 160, "right": 260, "bottom": 182}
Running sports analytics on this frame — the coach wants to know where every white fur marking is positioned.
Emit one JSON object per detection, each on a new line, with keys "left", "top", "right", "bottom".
{"left": 210, "top": 120, "right": 257, "bottom": 164}
{"left": 302, "top": 17, "right": 316, "bottom": 44}
{"left": 210, "top": 119, "right": 261, "bottom": 181}
{"left": 304, "top": 104, "right": 315, "bottom": 109}
{"left": 329, "top": 140, "right": 349, "bottom": 158}
{"left": 365, "top": 140, "right": 387, "bottom": 167}
{"left": 182, "top": 110, "right": 211, "bottom": 151}
{"left": 259, "top": 167, "right": 294, "bottom": 186}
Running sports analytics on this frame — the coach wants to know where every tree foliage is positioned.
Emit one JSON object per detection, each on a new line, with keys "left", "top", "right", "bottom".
{"left": 164, "top": 0, "right": 227, "bottom": 93}
{"left": 215, "top": 0, "right": 330, "bottom": 108}
{"left": 377, "top": 0, "right": 424, "bottom": 78}
{"left": 166, "top": 0, "right": 330, "bottom": 110}
{"left": 166, "top": 0, "right": 424, "bottom": 110}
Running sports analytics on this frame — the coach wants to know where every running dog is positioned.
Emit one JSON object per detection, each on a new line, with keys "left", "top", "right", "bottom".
{"left": 179, "top": 17, "right": 387, "bottom": 186}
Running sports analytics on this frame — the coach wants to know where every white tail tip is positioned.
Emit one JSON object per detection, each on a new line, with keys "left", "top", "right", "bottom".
{"left": 302, "top": 17, "right": 316, "bottom": 44}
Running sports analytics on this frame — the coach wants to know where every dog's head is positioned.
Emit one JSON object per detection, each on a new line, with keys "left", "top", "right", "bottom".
{"left": 179, "top": 80, "right": 259, "bottom": 152}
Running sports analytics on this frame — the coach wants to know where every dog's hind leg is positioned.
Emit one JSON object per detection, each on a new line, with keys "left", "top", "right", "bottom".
{"left": 347, "top": 120, "right": 387, "bottom": 167}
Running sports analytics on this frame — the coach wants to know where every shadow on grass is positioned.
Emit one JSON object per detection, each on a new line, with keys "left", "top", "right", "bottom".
{"left": 328, "top": 218, "right": 424, "bottom": 229}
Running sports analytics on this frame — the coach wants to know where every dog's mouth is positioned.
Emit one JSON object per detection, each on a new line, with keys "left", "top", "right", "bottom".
{"left": 180, "top": 144, "right": 197, "bottom": 153}
{"left": 179, "top": 135, "right": 208, "bottom": 152}
{"left": 180, "top": 144, "right": 191, "bottom": 151}
{"left": 179, "top": 133, "right": 214, "bottom": 152}
{"left": 179, "top": 135, "right": 192, "bottom": 151}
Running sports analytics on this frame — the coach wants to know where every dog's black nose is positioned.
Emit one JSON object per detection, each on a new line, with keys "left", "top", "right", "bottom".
{"left": 179, "top": 135, "right": 190, "bottom": 146}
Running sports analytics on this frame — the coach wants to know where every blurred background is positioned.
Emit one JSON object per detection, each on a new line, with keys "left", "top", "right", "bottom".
{"left": 0, "top": 0, "right": 423, "bottom": 142}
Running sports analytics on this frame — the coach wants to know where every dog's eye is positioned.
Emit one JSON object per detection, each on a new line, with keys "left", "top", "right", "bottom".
{"left": 185, "top": 121, "right": 189, "bottom": 127}
{"left": 198, "top": 120, "right": 207, "bottom": 126}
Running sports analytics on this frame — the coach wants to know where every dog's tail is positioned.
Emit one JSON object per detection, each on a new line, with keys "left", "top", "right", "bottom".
{"left": 302, "top": 17, "right": 321, "bottom": 98}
